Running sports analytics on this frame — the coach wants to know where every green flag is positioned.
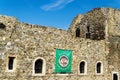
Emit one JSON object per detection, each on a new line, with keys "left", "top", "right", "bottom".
{"left": 55, "top": 49, "right": 72, "bottom": 73}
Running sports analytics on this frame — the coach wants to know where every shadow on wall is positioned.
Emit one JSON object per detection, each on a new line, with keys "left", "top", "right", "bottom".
{"left": 75, "top": 23, "right": 105, "bottom": 40}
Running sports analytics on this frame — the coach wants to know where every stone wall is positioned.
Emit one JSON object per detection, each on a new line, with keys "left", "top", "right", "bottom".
{"left": 107, "top": 36, "right": 120, "bottom": 80}
{"left": 0, "top": 8, "right": 120, "bottom": 80}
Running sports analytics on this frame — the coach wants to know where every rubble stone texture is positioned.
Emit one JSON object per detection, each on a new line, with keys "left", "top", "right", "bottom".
{"left": 0, "top": 8, "right": 120, "bottom": 80}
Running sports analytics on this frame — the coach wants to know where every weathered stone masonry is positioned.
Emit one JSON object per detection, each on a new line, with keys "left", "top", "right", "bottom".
{"left": 0, "top": 8, "right": 120, "bottom": 80}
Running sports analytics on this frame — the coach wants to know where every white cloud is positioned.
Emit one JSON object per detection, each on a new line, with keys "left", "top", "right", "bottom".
{"left": 41, "top": 0, "right": 74, "bottom": 11}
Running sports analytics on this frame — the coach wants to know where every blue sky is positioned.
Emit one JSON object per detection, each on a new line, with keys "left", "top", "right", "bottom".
{"left": 0, "top": 0, "right": 120, "bottom": 30}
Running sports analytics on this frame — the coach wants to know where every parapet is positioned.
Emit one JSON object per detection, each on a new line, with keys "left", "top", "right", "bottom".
{"left": 0, "top": 15, "right": 68, "bottom": 36}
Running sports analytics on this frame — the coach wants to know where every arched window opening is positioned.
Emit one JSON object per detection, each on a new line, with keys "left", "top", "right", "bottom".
{"left": 96, "top": 62, "right": 101, "bottom": 73}
{"left": 86, "top": 26, "right": 90, "bottom": 38}
{"left": 80, "top": 61, "right": 85, "bottom": 73}
{"left": 113, "top": 73, "right": 118, "bottom": 80}
{"left": 87, "top": 26, "right": 90, "bottom": 32}
{"left": 76, "top": 28, "right": 80, "bottom": 37}
{"left": 0, "top": 23, "right": 6, "bottom": 29}
{"left": 34, "top": 59, "right": 43, "bottom": 73}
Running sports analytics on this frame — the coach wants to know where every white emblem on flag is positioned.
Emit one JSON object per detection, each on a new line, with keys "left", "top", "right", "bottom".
{"left": 59, "top": 55, "right": 69, "bottom": 67}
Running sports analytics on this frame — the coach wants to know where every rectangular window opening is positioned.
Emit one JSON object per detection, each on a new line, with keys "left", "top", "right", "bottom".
{"left": 8, "top": 57, "right": 15, "bottom": 70}
{"left": 113, "top": 73, "right": 119, "bottom": 80}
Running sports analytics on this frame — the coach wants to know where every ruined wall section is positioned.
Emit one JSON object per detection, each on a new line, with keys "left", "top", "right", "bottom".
{"left": 78, "top": 8, "right": 106, "bottom": 40}
{"left": 68, "top": 8, "right": 107, "bottom": 40}
{"left": 68, "top": 14, "right": 84, "bottom": 37}
{"left": 69, "top": 8, "right": 120, "bottom": 40}
{"left": 101, "top": 8, "right": 120, "bottom": 36}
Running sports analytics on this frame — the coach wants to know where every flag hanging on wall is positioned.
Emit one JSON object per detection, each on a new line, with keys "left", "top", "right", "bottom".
{"left": 55, "top": 49, "right": 72, "bottom": 73}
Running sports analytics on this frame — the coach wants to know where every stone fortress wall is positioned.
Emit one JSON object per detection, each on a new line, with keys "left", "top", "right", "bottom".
{"left": 0, "top": 8, "right": 120, "bottom": 80}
